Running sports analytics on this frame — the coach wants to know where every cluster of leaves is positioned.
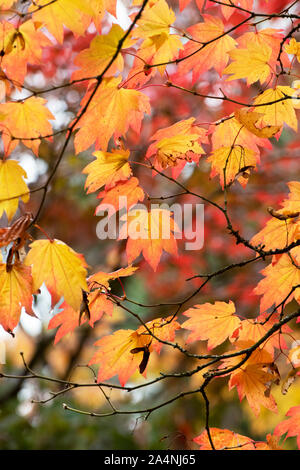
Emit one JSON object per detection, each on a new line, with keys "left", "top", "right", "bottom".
{"left": 0, "top": 0, "right": 300, "bottom": 451}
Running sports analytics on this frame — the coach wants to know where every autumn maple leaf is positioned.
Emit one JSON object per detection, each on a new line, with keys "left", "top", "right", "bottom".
{"left": 235, "top": 108, "right": 281, "bottom": 139}
{"left": 29, "top": 0, "right": 96, "bottom": 44}
{"left": 251, "top": 214, "right": 300, "bottom": 251}
{"left": 254, "top": 86, "right": 298, "bottom": 131}
{"left": 72, "top": 24, "right": 132, "bottom": 80}
{"left": 222, "top": 344, "right": 278, "bottom": 416}
{"left": 0, "top": 159, "right": 29, "bottom": 221}
{"left": 224, "top": 42, "right": 273, "bottom": 86}
{"left": 48, "top": 265, "right": 138, "bottom": 343}
{"left": 194, "top": 428, "right": 280, "bottom": 450}
{"left": 126, "top": 33, "right": 183, "bottom": 87}
{"left": 0, "top": 261, "right": 33, "bottom": 332}
{"left": 146, "top": 118, "right": 208, "bottom": 178}
{"left": 0, "top": 20, "right": 52, "bottom": 85}
{"left": 74, "top": 77, "right": 150, "bottom": 153}
{"left": 231, "top": 314, "right": 290, "bottom": 357}
{"left": 210, "top": 115, "right": 271, "bottom": 156}
{"left": 181, "top": 301, "right": 241, "bottom": 350}
{"left": 82, "top": 148, "right": 132, "bottom": 193}
{"left": 96, "top": 177, "right": 145, "bottom": 215}
{"left": 281, "top": 181, "right": 300, "bottom": 213}
{"left": 194, "top": 428, "right": 256, "bottom": 450}
{"left": 207, "top": 145, "right": 257, "bottom": 188}
{"left": 254, "top": 248, "right": 300, "bottom": 313}
{"left": 0, "top": 97, "right": 54, "bottom": 156}
{"left": 119, "top": 208, "right": 179, "bottom": 271}
{"left": 176, "top": 15, "right": 237, "bottom": 83}
{"left": 132, "top": 0, "right": 176, "bottom": 39}
{"left": 25, "top": 239, "right": 88, "bottom": 311}
{"left": 89, "top": 316, "right": 180, "bottom": 385}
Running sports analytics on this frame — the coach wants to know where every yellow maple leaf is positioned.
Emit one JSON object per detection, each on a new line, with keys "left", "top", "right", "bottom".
{"left": 0, "top": 262, "right": 33, "bottom": 332}
{"left": 147, "top": 118, "right": 207, "bottom": 177}
{"left": 48, "top": 265, "right": 138, "bottom": 343}
{"left": 25, "top": 239, "right": 88, "bottom": 311}
{"left": 154, "top": 133, "right": 205, "bottom": 169}
{"left": 253, "top": 86, "right": 298, "bottom": 131}
{"left": 0, "top": 97, "right": 54, "bottom": 156}
{"left": 74, "top": 77, "right": 150, "bottom": 153}
{"left": 127, "top": 32, "right": 183, "bottom": 85}
{"left": 224, "top": 42, "right": 272, "bottom": 85}
{"left": 29, "top": 0, "right": 95, "bottom": 43}
{"left": 0, "top": 160, "right": 29, "bottom": 221}
{"left": 82, "top": 148, "right": 132, "bottom": 193}
{"left": 72, "top": 24, "right": 132, "bottom": 81}
{"left": 133, "top": 0, "right": 176, "bottom": 39}
{"left": 207, "top": 145, "right": 257, "bottom": 188}
{"left": 285, "top": 38, "right": 300, "bottom": 62}
{"left": 251, "top": 216, "right": 300, "bottom": 251}
{"left": 211, "top": 116, "right": 267, "bottom": 154}
{"left": 181, "top": 301, "right": 241, "bottom": 350}
{"left": 234, "top": 108, "right": 281, "bottom": 138}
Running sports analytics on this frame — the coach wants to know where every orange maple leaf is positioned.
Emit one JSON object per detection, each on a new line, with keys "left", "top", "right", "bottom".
{"left": 251, "top": 215, "right": 300, "bottom": 251}
{"left": 281, "top": 181, "right": 300, "bottom": 213}
{"left": 194, "top": 428, "right": 256, "bottom": 450}
{"left": 181, "top": 301, "right": 241, "bottom": 350}
{"left": 210, "top": 115, "right": 270, "bottom": 156}
{"left": 96, "top": 177, "right": 145, "bottom": 215}
{"left": 254, "top": 248, "right": 300, "bottom": 313}
{"left": 177, "top": 15, "right": 237, "bottom": 83}
{"left": 74, "top": 77, "right": 150, "bottom": 153}
{"left": 222, "top": 344, "right": 278, "bottom": 416}
{"left": 119, "top": 208, "right": 179, "bottom": 271}
{"left": 231, "top": 313, "right": 290, "bottom": 357}
{"left": 194, "top": 428, "right": 280, "bottom": 450}
{"left": 0, "top": 97, "right": 54, "bottom": 156}
{"left": 0, "top": 20, "right": 52, "bottom": 85}
{"left": 89, "top": 316, "right": 180, "bottom": 385}
{"left": 0, "top": 261, "right": 33, "bottom": 332}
